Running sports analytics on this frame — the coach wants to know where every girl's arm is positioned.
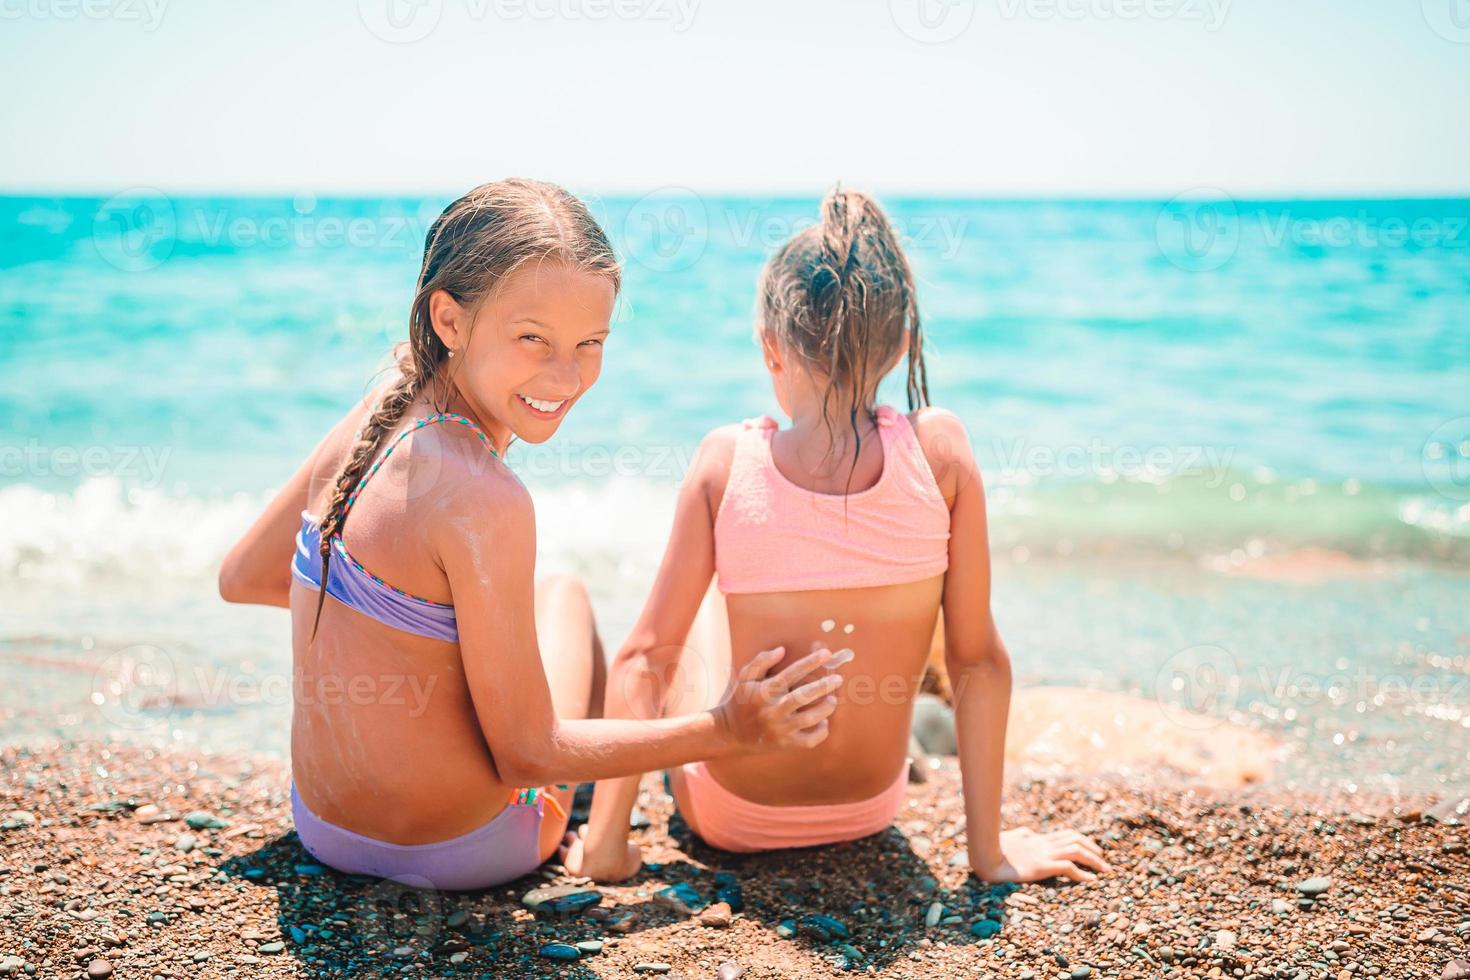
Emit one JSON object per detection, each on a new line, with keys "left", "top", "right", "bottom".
{"left": 918, "top": 408, "right": 1110, "bottom": 884}
{"left": 439, "top": 446, "right": 840, "bottom": 795}
{"left": 218, "top": 390, "right": 376, "bottom": 607}
{"left": 571, "top": 427, "right": 742, "bottom": 878}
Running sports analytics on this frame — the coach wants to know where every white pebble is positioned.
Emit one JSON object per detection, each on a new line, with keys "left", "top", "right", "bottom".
{"left": 820, "top": 619, "right": 835, "bottom": 632}
{"left": 843, "top": 624, "right": 854, "bottom": 634}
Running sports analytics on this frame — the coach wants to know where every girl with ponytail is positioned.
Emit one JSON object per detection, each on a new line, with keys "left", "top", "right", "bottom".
{"left": 576, "top": 187, "right": 1109, "bottom": 885}
{"left": 219, "top": 179, "right": 844, "bottom": 890}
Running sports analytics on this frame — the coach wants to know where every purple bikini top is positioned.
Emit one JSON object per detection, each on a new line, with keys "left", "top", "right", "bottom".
{"left": 290, "top": 413, "right": 498, "bottom": 643}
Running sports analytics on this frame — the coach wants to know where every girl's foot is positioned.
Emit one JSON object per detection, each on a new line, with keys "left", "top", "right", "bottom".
{"left": 562, "top": 823, "right": 643, "bottom": 882}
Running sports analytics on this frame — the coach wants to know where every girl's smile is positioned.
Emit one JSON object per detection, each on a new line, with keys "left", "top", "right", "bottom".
{"left": 515, "top": 392, "right": 571, "bottom": 419}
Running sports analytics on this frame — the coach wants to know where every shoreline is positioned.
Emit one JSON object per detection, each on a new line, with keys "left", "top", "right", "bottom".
{"left": 2, "top": 741, "right": 1465, "bottom": 979}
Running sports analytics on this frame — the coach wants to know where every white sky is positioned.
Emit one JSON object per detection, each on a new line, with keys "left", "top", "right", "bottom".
{"left": 3, "top": 0, "right": 1468, "bottom": 196}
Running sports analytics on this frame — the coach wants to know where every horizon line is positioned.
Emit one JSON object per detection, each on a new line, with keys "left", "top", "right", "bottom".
{"left": 4, "top": 185, "right": 1470, "bottom": 203}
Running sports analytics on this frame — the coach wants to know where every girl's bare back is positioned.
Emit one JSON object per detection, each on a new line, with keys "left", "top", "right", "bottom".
{"left": 677, "top": 577, "right": 943, "bottom": 805}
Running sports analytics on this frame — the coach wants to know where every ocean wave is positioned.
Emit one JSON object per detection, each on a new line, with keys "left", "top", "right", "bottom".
{"left": 1, "top": 471, "right": 1464, "bottom": 591}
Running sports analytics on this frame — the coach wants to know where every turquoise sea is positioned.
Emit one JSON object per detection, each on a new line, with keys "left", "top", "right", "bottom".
{"left": 1, "top": 193, "right": 1467, "bottom": 792}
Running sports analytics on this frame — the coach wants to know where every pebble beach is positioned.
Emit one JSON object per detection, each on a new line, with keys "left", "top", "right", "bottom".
{"left": 2, "top": 740, "right": 1467, "bottom": 980}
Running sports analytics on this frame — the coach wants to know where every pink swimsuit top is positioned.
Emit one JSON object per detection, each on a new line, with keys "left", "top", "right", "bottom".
{"left": 714, "top": 404, "right": 951, "bottom": 594}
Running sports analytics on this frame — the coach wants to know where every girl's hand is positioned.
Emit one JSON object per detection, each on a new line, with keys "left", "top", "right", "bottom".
{"left": 972, "top": 827, "right": 1112, "bottom": 884}
{"left": 561, "top": 825, "right": 642, "bottom": 883}
{"left": 714, "top": 646, "right": 843, "bottom": 752}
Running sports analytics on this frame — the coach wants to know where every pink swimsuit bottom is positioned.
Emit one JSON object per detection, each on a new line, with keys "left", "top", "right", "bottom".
{"left": 678, "top": 761, "right": 910, "bottom": 853}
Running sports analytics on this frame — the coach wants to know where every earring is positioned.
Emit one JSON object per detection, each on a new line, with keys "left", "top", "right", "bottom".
{"left": 448, "top": 350, "right": 456, "bottom": 359}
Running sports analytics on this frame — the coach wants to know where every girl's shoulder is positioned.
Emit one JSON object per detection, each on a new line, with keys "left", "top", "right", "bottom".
{"left": 692, "top": 421, "right": 749, "bottom": 478}
{"left": 904, "top": 405, "right": 977, "bottom": 500}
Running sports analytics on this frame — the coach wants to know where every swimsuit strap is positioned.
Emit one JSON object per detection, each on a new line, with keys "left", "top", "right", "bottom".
{"left": 340, "top": 412, "right": 498, "bottom": 520}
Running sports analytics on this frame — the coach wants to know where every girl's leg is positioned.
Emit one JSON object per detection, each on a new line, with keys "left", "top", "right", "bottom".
{"left": 660, "top": 580, "right": 732, "bottom": 842}
{"left": 532, "top": 573, "right": 606, "bottom": 862}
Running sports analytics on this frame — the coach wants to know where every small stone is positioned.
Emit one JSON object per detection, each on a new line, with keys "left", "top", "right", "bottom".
{"left": 655, "top": 882, "right": 706, "bottom": 915}
{"left": 633, "top": 964, "right": 671, "bottom": 974}
{"left": 133, "top": 804, "right": 160, "bottom": 821}
{"left": 446, "top": 909, "right": 468, "bottom": 929}
{"left": 1216, "top": 929, "right": 1238, "bottom": 951}
{"left": 86, "top": 962, "right": 113, "bottom": 980}
{"left": 700, "top": 902, "right": 733, "bottom": 928}
{"left": 522, "top": 884, "right": 602, "bottom": 916}
{"left": 911, "top": 694, "right": 957, "bottom": 754}
{"left": 1443, "top": 959, "right": 1470, "bottom": 980}
{"left": 392, "top": 946, "right": 414, "bottom": 958}
{"left": 539, "top": 943, "right": 579, "bottom": 961}
{"left": 775, "top": 918, "right": 796, "bottom": 939}
{"left": 574, "top": 940, "right": 603, "bottom": 955}
{"left": 294, "top": 863, "right": 325, "bottom": 876}
{"left": 715, "top": 880, "right": 744, "bottom": 912}
{"left": 258, "top": 941, "right": 285, "bottom": 955}
{"left": 971, "top": 919, "right": 1001, "bottom": 939}
{"left": 183, "top": 810, "right": 228, "bottom": 830}
{"left": 717, "top": 962, "right": 744, "bottom": 980}
{"left": 604, "top": 908, "right": 639, "bottom": 933}
{"left": 1296, "top": 876, "right": 1332, "bottom": 897}
{"left": 1271, "top": 898, "right": 1291, "bottom": 915}
{"left": 1071, "top": 968, "right": 1092, "bottom": 980}
{"left": 523, "top": 887, "right": 602, "bottom": 916}
{"left": 925, "top": 902, "right": 944, "bottom": 927}
{"left": 797, "top": 913, "right": 849, "bottom": 941}
{"left": 192, "top": 952, "right": 211, "bottom": 963}
{"left": 449, "top": 952, "right": 469, "bottom": 964}
{"left": 629, "top": 807, "right": 652, "bottom": 829}
{"left": 174, "top": 833, "right": 197, "bottom": 853}
{"left": 2, "top": 811, "right": 34, "bottom": 827}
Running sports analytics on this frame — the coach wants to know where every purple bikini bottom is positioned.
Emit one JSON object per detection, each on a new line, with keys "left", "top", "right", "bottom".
{"left": 291, "top": 784, "right": 545, "bottom": 891}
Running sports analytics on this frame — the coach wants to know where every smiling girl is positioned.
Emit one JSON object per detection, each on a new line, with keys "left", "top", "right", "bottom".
{"left": 219, "top": 179, "right": 843, "bottom": 890}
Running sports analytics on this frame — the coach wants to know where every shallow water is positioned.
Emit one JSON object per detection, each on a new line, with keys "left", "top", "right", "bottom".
{"left": 1, "top": 194, "right": 1466, "bottom": 793}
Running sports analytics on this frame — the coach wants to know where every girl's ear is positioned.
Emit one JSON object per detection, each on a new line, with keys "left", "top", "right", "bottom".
{"left": 758, "top": 327, "right": 783, "bottom": 374}
{"left": 428, "top": 289, "right": 468, "bottom": 354}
